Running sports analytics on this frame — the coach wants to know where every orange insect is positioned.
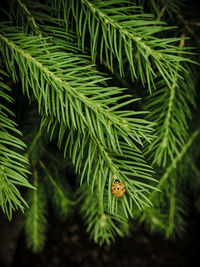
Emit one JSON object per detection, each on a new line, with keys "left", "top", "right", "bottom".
{"left": 111, "top": 179, "right": 126, "bottom": 198}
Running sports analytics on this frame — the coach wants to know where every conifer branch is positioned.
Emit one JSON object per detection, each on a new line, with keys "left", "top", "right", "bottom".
{"left": 144, "top": 58, "right": 196, "bottom": 166}
{"left": 17, "top": 0, "right": 41, "bottom": 36}
{"left": 0, "top": 24, "right": 158, "bottom": 215}
{"left": 25, "top": 168, "right": 47, "bottom": 252}
{"left": 144, "top": 37, "right": 193, "bottom": 166}
{"left": 16, "top": 0, "right": 51, "bottom": 54}
{"left": 39, "top": 160, "right": 74, "bottom": 215}
{"left": 31, "top": 170, "right": 39, "bottom": 248}
{"left": 66, "top": 0, "right": 193, "bottom": 91}
{"left": 25, "top": 129, "right": 43, "bottom": 160}
{"left": 0, "top": 28, "right": 153, "bottom": 151}
{"left": 166, "top": 178, "right": 175, "bottom": 238}
{"left": 81, "top": 184, "right": 128, "bottom": 245}
{"left": 150, "top": 127, "right": 200, "bottom": 201}
{"left": 160, "top": 77, "right": 176, "bottom": 149}
{"left": 0, "top": 69, "right": 33, "bottom": 219}
{"left": 45, "top": 118, "right": 156, "bottom": 216}
{"left": 191, "top": 163, "right": 200, "bottom": 182}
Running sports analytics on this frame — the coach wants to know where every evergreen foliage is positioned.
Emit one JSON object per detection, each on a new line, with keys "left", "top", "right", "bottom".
{"left": 0, "top": 68, "right": 33, "bottom": 220}
{"left": 0, "top": 0, "right": 199, "bottom": 251}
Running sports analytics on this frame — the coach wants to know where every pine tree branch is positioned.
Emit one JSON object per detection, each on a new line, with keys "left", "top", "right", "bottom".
{"left": 17, "top": 0, "right": 41, "bottom": 36}
{"left": 16, "top": 0, "right": 51, "bottom": 54}
{"left": 0, "top": 5, "right": 156, "bottom": 216}
{"left": 139, "top": 173, "right": 187, "bottom": 238}
{"left": 191, "top": 163, "right": 200, "bottom": 183}
{"left": 150, "top": 127, "right": 200, "bottom": 201}
{"left": 144, "top": 36, "right": 196, "bottom": 167}
{"left": 0, "top": 69, "right": 33, "bottom": 219}
{"left": 25, "top": 128, "right": 43, "bottom": 159}
{"left": 32, "top": 169, "right": 39, "bottom": 248}
{"left": 166, "top": 178, "right": 175, "bottom": 238}
{"left": 25, "top": 168, "right": 47, "bottom": 252}
{"left": 0, "top": 28, "right": 153, "bottom": 153}
{"left": 66, "top": 0, "right": 193, "bottom": 92}
{"left": 160, "top": 77, "right": 176, "bottom": 149}
{"left": 45, "top": 118, "right": 156, "bottom": 215}
{"left": 81, "top": 184, "right": 128, "bottom": 245}
{"left": 39, "top": 160, "right": 75, "bottom": 215}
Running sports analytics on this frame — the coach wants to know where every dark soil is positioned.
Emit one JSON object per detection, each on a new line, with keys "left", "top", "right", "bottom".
{"left": 1, "top": 204, "right": 200, "bottom": 267}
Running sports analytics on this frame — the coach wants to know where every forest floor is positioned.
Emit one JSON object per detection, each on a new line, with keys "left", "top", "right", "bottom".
{"left": 0, "top": 203, "right": 200, "bottom": 267}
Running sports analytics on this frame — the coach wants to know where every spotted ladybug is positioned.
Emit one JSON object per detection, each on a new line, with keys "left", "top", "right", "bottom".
{"left": 111, "top": 179, "right": 126, "bottom": 198}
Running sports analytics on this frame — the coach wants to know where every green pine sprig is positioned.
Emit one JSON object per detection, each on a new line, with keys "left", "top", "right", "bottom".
{"left": 25, "top": 168, "right": 47, "bottom": 252}
{"left": 144, "top": 63, "right": 196, "bottom": 167}
{"left": 64, "top": 0, "right": 194, "bottom": 92}
{"left": 0, "top": 68, "right": 33, "bottom": 220}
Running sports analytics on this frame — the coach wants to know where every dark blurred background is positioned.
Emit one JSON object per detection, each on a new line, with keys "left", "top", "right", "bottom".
{"left": 0, "top": 202, "right": 200, "bottom": 267}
